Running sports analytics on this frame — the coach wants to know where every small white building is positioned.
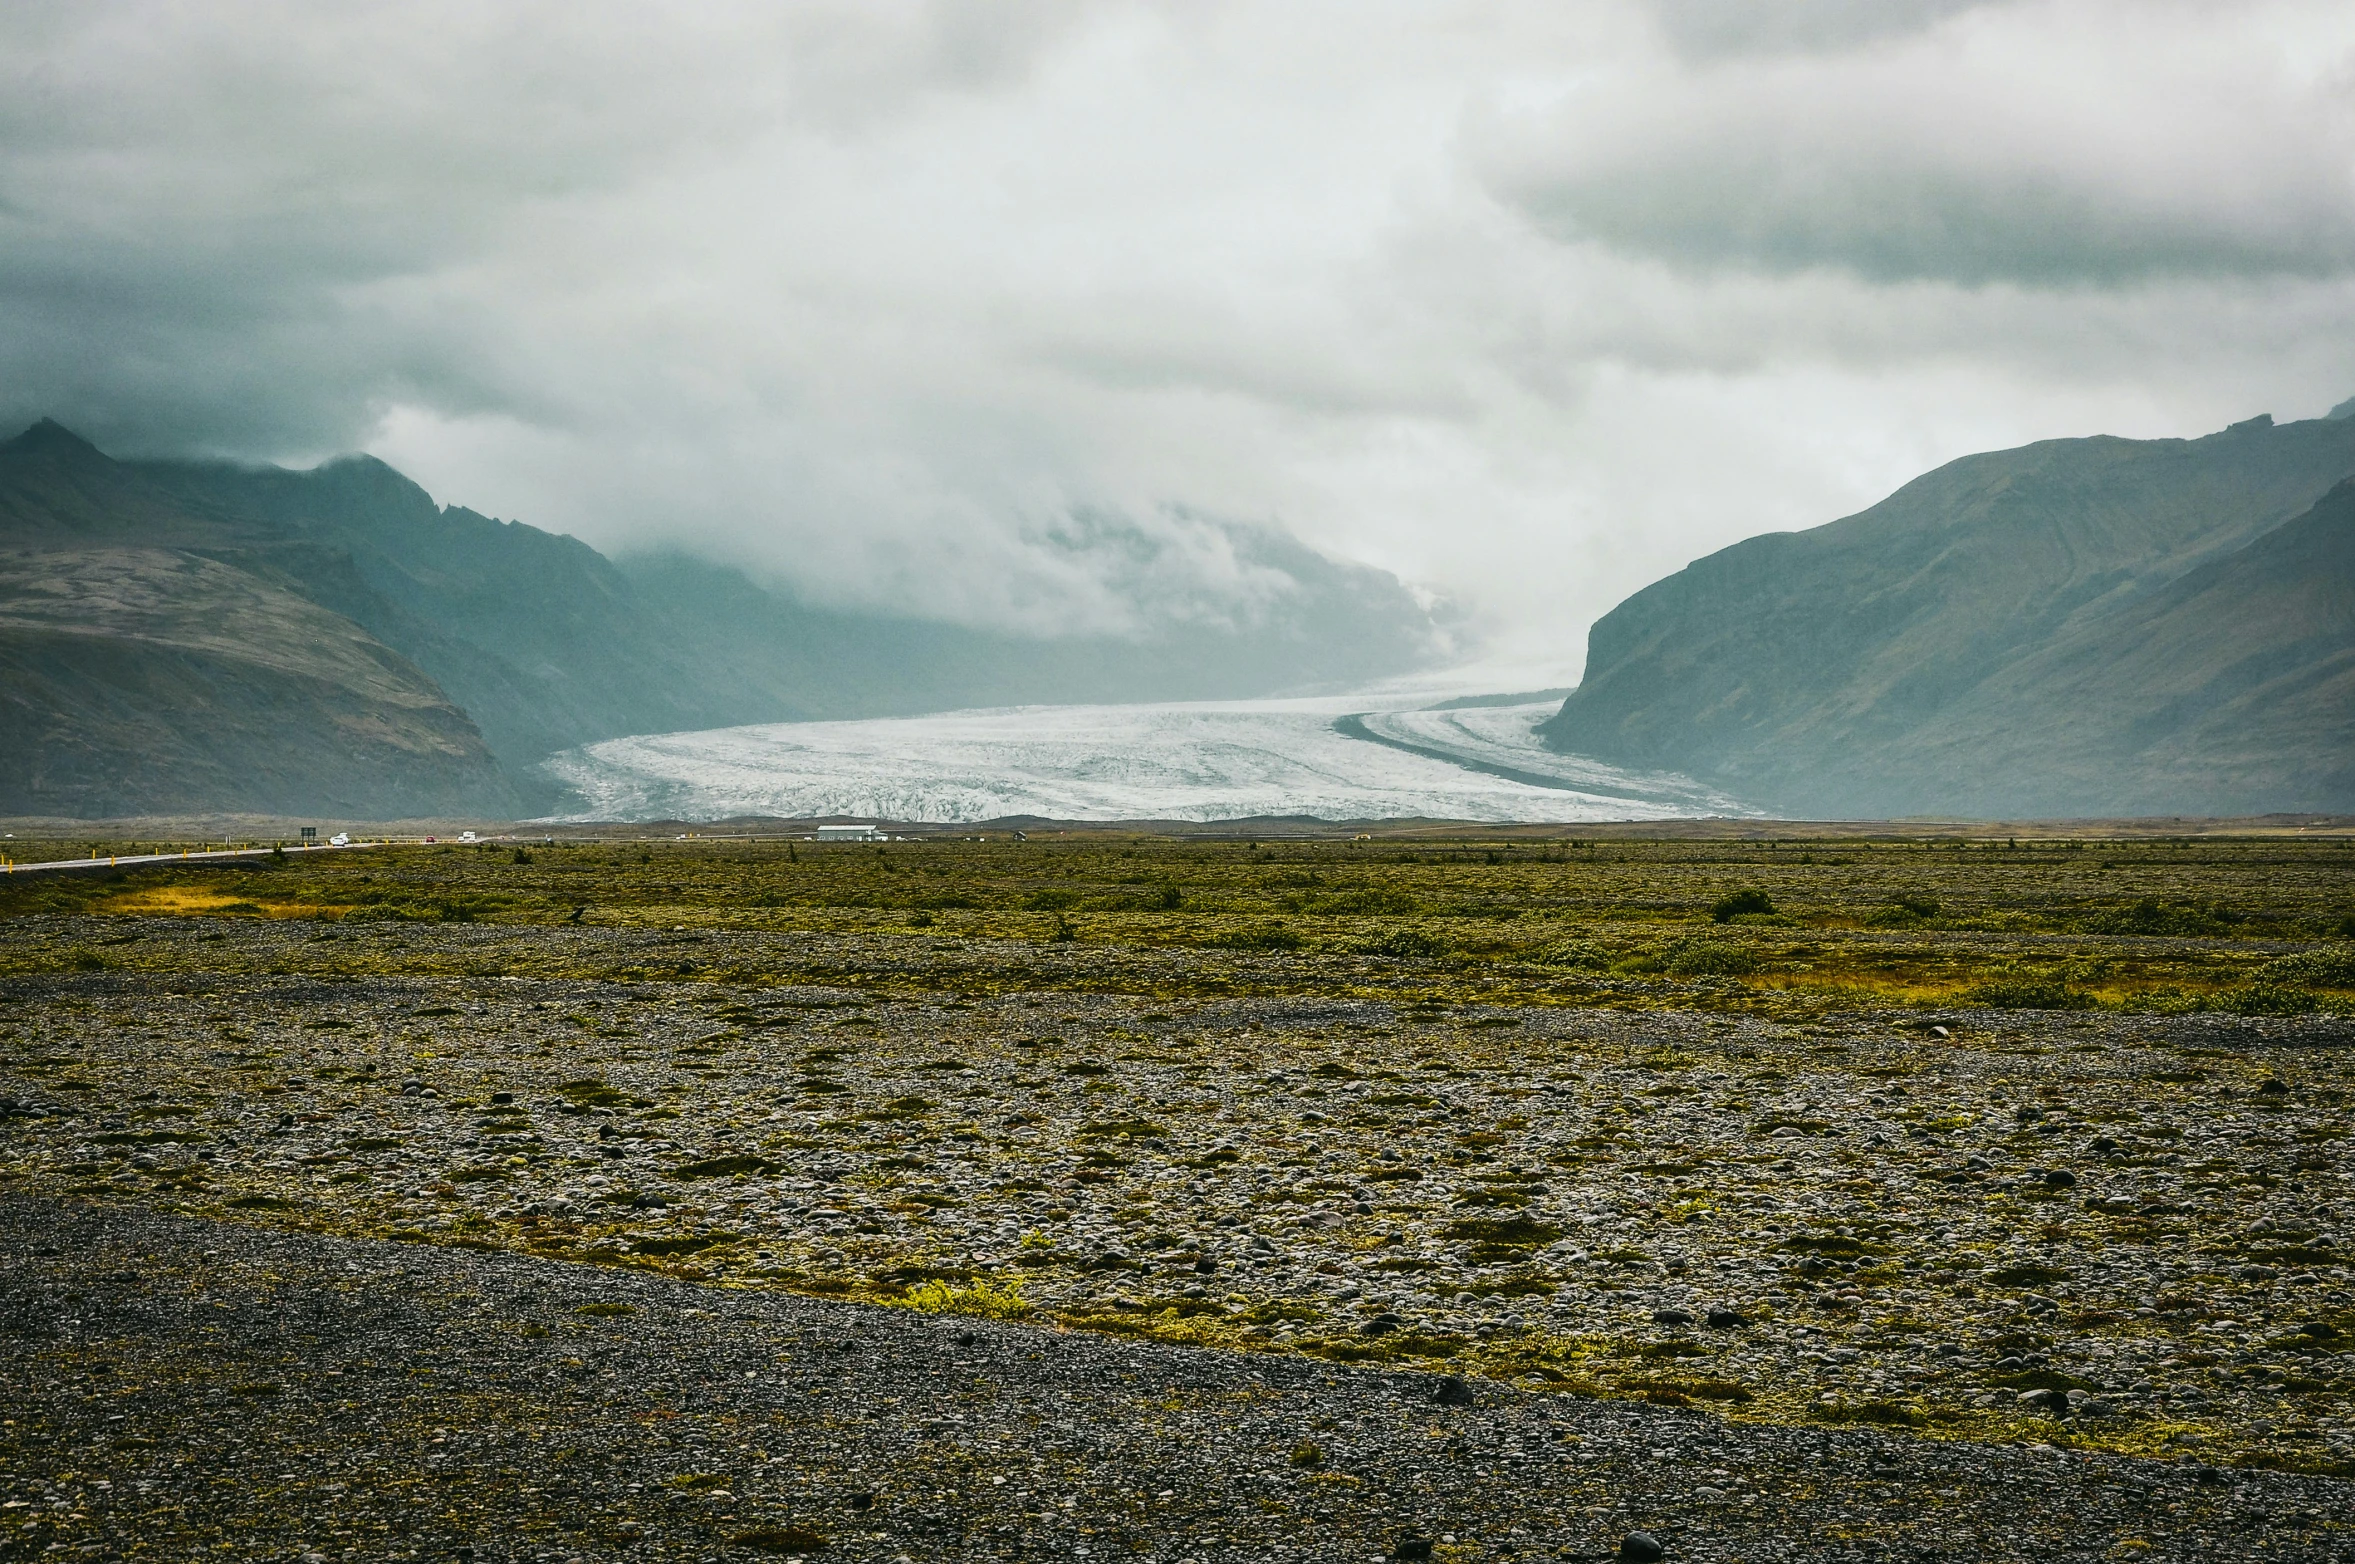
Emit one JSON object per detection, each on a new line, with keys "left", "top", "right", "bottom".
{"left": 814, "top": 823, "right": 885, "bottom": 842}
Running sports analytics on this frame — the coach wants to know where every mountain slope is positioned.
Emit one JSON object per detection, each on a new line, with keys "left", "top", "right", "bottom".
{"left": 1538, "top": 410, "right": 2355, "bottom": 816}
{"left": 135, "top": 452, "right": 731, "bottom": 774}
{"left": 1892, "top": 479, "right": 2355, "bottom": 816}
{"left": 0, "top": 544, "right": 511, "bottom": 817}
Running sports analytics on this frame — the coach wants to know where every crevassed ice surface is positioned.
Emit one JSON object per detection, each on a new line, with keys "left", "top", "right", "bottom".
{"left": 541, "top": 695, "right": 1752, "bottom": 823}
{"left": 1354, "top": 703, "right": 1748, "bottom": 813}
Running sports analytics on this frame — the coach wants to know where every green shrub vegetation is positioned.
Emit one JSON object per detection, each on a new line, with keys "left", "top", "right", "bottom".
{"left": 3, "top": 827, "right": 2349, "bottom": 1016}
{"left": 1710, "top": 887, "right": 1776, "bottom": 922}
{"left": 890, "top": 1275, "right": 1033, "bottom": 1319}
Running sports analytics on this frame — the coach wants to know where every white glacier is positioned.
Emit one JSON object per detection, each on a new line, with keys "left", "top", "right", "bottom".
{"left": 540, "top": 693, "right": 1750, "bottom": 824}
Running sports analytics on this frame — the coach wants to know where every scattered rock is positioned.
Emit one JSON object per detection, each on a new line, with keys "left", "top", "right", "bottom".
{"left": 6, "top": 936, "right": 2346, "bottom": 1482}
{"left": 1619, "top": 1531, "right": 1665, "bottom": 1562}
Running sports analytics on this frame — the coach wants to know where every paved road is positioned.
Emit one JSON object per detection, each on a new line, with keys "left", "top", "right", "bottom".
{"left": 0, "top": 838, "right": 389, "bottom": 876}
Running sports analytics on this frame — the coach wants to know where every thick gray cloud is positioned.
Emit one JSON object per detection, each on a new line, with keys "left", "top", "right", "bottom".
{"left": 0, "top": 1, "right": 1086, "bottom": 453}
{"left": 2, "top": 0, "right": 2352, "bottom": 667}
{"left": 1488, "top": 1, "right": 2355, "bottom": 285}
{"left": 1645, "top": 0, "right": 2013, "bottom": 58}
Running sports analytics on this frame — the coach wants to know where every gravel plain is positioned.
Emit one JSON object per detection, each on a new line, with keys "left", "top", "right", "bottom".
{"left": 2, "top": 909, "right": 2352, "bottom": 1560}
{"left": 5, "top": 1196, "right": 2350, "bottom": 1563}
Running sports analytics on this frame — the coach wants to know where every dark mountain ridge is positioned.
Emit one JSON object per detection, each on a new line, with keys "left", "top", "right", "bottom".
{"left": 1540, "top": 408, "right": 2355, "bottom": 817}
{"left": 0, "top": 424, "right": 515, "bottom": 816}
{"left": 1, "top": 421, "right": 1444, "bottom": 818}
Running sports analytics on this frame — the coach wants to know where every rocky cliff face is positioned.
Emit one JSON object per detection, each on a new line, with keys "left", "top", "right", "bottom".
{"left": 1539, "top": 409, "right": 2355, "bottom": 818}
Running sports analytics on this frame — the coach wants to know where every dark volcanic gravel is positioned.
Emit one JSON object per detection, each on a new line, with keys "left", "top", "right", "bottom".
{"left": 3, "top": 1197, "right": 2348, "bottom": 1562}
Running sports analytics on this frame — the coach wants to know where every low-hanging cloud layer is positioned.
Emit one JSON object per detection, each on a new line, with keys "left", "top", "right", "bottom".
{"left": 5, "top": 0, "right": 2354, "bottom": 666}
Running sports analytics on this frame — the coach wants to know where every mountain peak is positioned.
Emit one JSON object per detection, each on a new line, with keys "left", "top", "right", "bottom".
{"left": 0, "top": 418, "right": 110, "bottom": 464}
{"left": 307, "top": 451, "right": 442, "bottom": 521}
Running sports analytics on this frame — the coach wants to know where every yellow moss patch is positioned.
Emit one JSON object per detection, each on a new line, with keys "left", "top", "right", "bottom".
{"left": 103, "top": 886, "right": 350, "bottom": 920}
{"left": 887, "top": 1275, "right": 1033, "bottom": 1319}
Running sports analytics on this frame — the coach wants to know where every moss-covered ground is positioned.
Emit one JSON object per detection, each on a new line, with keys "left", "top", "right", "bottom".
{"left": 3, "top": 828, "right": 2352, "bottom": 1015}
{"left": 1, "top": 826, "right": 2349, "bottom": 1510}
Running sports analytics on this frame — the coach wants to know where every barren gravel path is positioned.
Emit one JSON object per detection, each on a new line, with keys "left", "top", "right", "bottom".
{"left": 3, "top": 1197, "right": 2346, "bottom": 1563}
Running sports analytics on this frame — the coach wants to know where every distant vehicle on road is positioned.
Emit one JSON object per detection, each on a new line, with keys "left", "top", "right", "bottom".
{"left": 459, "top": 830, "right": 478, "bottom": 843}
{"left": 329, "top": 833, "right": 349, "bottom": 846}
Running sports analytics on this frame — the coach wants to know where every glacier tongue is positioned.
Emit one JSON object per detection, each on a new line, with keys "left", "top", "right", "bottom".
{"left": 540, "top": 695, "right": 1749, "bottom": 824}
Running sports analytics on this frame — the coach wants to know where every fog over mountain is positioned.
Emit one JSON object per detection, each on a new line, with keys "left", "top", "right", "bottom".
{"left": 5, "top": 1, "right": 2354, "bottom": 661}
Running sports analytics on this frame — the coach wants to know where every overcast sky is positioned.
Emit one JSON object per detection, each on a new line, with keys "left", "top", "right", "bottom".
{"left": 6, "top": 0, "right": 2354, "bottom": 673}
